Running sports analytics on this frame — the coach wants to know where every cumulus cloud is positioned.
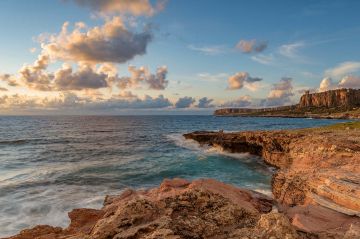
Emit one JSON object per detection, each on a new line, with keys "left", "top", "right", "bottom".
{"left": 0, "top": 74, "right": 18, "bottom": 87}
{"left": 227, "top": 72, "right": 262, "bottom": 90}
{"left": 69, "top": 0, "right": 166, "bottom": 16}
{"left": 264, "top": 77, "right": 294, "bottom": 106}
{"left": 319, "top": 75, "right": 360, "bottom": 92}
{"left": 117, "top": 65, "right": 169, "bottom": 90}
{"left": 324, "top": 61, "right": 360, "bottom": 79}
{"left": 236, "top": 39, "right": 267, "bottom": 53}
{"left": 0, "top": 87, "right": 8, "bottom": 91}
{"left": 221, "top": 95, "right": 252, "bottom": 108}
{"left": 41, "top": 17, "right": 152, "bottom": 64}
{"left": 319, "top": 77, "right": 335, "bottom": 92}
{"left": 338, "top": 75, "right": 360, "bottom": 89}
{"left": 19, "top": 53, "right": 53, "bottom": 91}
{"left": 54, "top": 64, "right": 109, "bottom": 90}
{"left": 0, "top": 93, "right": 172, "bottom": 111}
{"left": 174, "top": 96, "right": 195, "bottom": 108}
{"left": 197, "top": 97, "right": 214, "bottom": 108}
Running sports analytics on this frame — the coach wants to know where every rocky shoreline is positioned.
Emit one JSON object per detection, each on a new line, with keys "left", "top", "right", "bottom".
{"left": 184, "top": 121, "right": 360, "bottom": 238}
{"left": 6, "top": 122, "right": 360, "bottom": 239}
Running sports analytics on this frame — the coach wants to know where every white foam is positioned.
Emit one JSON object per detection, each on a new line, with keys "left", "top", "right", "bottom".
{"left": 167, "top": 133, "right": 251, "bottom": 159}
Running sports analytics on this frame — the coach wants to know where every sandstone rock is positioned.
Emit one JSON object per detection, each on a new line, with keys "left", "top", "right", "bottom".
{"left": 6, "top": 179, "right": 282, "bottom": 239}
{"left": 184, "top": 124, "right": 360, "bottom": 237}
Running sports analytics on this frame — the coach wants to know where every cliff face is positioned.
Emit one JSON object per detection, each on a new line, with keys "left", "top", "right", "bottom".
{"left": 299, "top": 88, "right": 360, "bottom": 108}
{"left": 214, "top": 88, "right": 360, "bottom": 119}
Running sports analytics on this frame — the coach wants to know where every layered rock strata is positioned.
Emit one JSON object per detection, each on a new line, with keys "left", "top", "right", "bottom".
{"left": 183, "top": 122, "right": 360, "bottom": 237}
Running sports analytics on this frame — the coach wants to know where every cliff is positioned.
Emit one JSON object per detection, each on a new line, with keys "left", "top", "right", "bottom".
{"left": 184, "top": 122, "right": 360, "bottom": 238}
{"left": 215, "top": 88, "right": 360, "bottom": 119}
{"left": 299, "top": 89, "right": 360, "bottom": 108}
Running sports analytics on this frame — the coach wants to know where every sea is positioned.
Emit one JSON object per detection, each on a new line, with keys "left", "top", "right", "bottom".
{"left": 0, "top": 115, "right": 347, "bottom": 237}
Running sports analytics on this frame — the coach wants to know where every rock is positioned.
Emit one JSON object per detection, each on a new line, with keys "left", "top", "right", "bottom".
{"left": 299, "top": 89, "right": 360, "bottom": 108}
{"left": 214, "top": 89, "right": 360, "bottom": 119}
{"left": 6, "top": 179, "right": 281, "bottom": 239}
{"left": 184, "top": 123, "right": 360, "bottom": 237}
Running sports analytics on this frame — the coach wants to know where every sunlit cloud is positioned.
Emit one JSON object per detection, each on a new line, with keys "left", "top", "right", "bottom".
{"left": 324, "top": 61, "right": 360, "bottom": 78}
{"left": 227, "top": 72, "right": 262, "bottom": 90}
{"left": 67, "top": 0, "right": 167, "bottom": 16}
{"left": 262, "top": 77, "right": 294, "bottom": 106}
{"left": 117, "top": 65, "right": 169, "bottom": 90}
{"left": 235, "top": 39, "right": 267, "bottom": 53}
{"left": 41, "top": 17, "right": 152, "bottom": 64}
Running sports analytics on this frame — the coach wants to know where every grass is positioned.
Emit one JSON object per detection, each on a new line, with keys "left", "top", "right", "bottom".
{"left": 321, "top": 121, "right": 360, "bottom": 130}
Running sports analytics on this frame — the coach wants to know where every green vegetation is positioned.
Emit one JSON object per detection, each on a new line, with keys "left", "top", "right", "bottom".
{"left": 322, "top": 121, "right": 360, "bottom": 130}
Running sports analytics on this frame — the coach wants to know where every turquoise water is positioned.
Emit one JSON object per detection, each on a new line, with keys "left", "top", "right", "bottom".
{"left": 0, "top": 115, "right": 347, "bottom": 236}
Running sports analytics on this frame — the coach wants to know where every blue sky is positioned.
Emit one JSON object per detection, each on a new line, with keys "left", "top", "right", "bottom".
{"left": 0, "top": 0, "right": 359, "bottom": 114}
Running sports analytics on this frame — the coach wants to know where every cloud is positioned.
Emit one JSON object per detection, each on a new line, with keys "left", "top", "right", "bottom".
{"left": 41, "top": 17, "right": 152, "bottom": 64}
{"left": 324, "top": 61, "right": 360, "bottom": 78}
{"left": 338, "top": 75, "right": 360, "bottom": 89}
{"left": 0, "top": 87, "right": 8, "bottom": 92}
{"left": 319, "top": 77, "right": 335, "bottom": 92}
{"left": 227, "top": 72, "right": 262, "bottom": 90}
{"left": 319, "top": 75, "right": 360, "bottom": 92}
{"left": 0, "top": 74, "right": 18, "bottom": 87}
{"left": 54, "top": 64, "right": 109, "bottom": 90}
{"left": 251, "top": 54, "right": 275, "bottom": 65}
{"left": 0, "top": 93, "right": 172, "bottom": 111}
{"left": 279, "top": 42, "right": 304, "bottom": 58}
{"left": 175, "top": 96, "right": 195, "bottom": 108}
{"left": 235, "top": 39, "right": 267, "bottom": 53}
{"left": 19, "top": 53, "right": 53, "bottom": 91}
{"left": 117, "top": 65, "right": 169, "bottom": 90}
{"left": 188, "top": 45, "right": 227, "bottom": 55}
{"left": 264, "top": 77, "right": 294, "bottom": 106}
{"left": 197, "top": 97, "right": 214, "bottom": 108}
{"left": 221, "top": 95, "right": 252, "bottom": 108}
{"left": 68, "top": 0, "right": 166, "bottom": 16}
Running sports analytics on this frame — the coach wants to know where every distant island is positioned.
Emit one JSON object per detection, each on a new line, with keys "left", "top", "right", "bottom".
{"left": 215, "top": 88, "right": 360, "bottom": 119}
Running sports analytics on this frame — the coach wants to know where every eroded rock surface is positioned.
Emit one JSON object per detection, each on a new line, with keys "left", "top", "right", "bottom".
{"left": 184, "top": 122, "right": 360, "bottom": 237}
{"left": 8, "top": 178, "right": 296, "bottom": 239}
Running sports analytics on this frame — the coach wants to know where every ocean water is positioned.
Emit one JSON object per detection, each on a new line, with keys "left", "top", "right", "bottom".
{"left": 0, "top": 115, "right": 347, "bottom": 237}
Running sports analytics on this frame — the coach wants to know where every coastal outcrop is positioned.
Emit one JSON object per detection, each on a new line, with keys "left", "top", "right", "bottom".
{"left": 7, "top": 178, "right": 303, "bottom": 239}
{"left": 214, "top": 88, "right": 360, "bottom": 119}
{"left": 184, "top": 122, "right": 360, "bottom": 237}
{"left": 299, "top": 89, "right": 360, "bottom": 108}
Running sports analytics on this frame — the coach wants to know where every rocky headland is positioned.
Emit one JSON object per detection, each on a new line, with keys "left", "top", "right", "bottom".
{"left": 184, "top": 121, "right": 360, "bottom": 238}
{"left": 215, "top": 89, "right": 360, "bottom": 119}
{"left": 6, "top": 122, "right": 360, "bottom": 239}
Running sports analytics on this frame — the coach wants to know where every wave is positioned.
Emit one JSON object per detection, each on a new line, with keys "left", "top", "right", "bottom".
{"left": 167, "top": 133, "right": 252, "bottom": 160}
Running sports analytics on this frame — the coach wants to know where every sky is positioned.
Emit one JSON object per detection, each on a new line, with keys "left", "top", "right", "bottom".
{"left": 0, "top": 0, "right": 360, "bottom": 115}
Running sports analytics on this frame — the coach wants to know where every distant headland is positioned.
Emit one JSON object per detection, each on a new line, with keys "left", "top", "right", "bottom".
{"left": 215, "top": 88, "right": 360, "bottom": 119}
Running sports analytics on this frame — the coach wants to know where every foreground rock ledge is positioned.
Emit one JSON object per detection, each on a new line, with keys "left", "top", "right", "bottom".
{"left": 184, "top": 122, "right": 360, "bottom": 237}
{"left": 7, "top": 178, "right": 300, "bottom": 239}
